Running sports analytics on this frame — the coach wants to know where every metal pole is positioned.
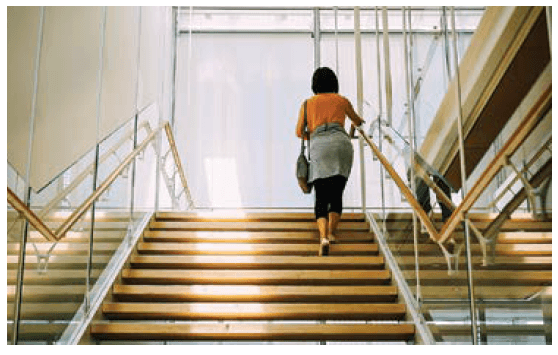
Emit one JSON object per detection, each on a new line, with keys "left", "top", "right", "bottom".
{"left": 130, "top": 7, "right": 142, "bottom": 221}
{"left": 313, "top": 7, "right": 321, "bottom": 69}
{"left": 381, "top": 7, "right": 393, "bottom": 127}
{"left": 402, "top": 6, "right": 422, "bottom": 304}
{"left": 375, "top": 7, "right": 387, "bottom": 229}
{"left": 354, "top": 7, "right": 367, "bottom": 215}
{"left": 450, "top": 6, "right": 478, "bottom": 344}
{"left": 170, "top": 6, "right": 180, "bottom": 132}
{"left": 334, "top": 6, "right": 339, "bottom": 75}
{"left": 12, "top": 6, "right": 45, "bottom": 344}
{"left": 86, "top": 6, "right": 107, "bottom": 313}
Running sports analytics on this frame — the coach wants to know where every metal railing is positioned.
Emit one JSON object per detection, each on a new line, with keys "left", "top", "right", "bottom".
{"left": 7, "top": 118, "right": 193, "bottom": 344}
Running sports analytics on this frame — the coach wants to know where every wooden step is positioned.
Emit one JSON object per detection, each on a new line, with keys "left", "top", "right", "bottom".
{"left": 7, "top": 285, "right": 86, "bottom": 302}
{"left": 416, "top": 286, "right": 552, "bottom": 300}
{"left": 90, "top": 322, "right": 415, "bottom": 341}
{"left": 403, "top": 270, "right": 551, "bottom": 286}
{"left": 112, "top": 285, "right": 398, "bottom": 303}
{"left": 395, "top": 255, "right": 552, "bottom": 270}
{"left": 149, "top": 221, "right": 370, "bottom": 232}
{"left": 121, "top": 269, "right": 392, "bottom": 286}
{"left": 7, "top": 255, "right": 112, "bottom": 269}
{"left": 130, "top": 255, "right": 385, "bottom": 270}
{"left": 102, "top": 302, "right": 406, "bottom": 321}
{"left": 155, "top": 212, "right": 365, "bottom": 222}
{"left": 136, "top": 242, "right": 378, "bottom": 256}
{"left": 7, "top": 269, "right": 102, "bottom": 285}
{"left": 6, "top": 242, "right": 121, "bottom": 255}
{"left": 143, "top": 230, "right": 373, "bottom": 243}
{"left": 387, "top": 243, "right": 551, "bottom": 256}
{"left": 7, "top": 302, "right": 80, "bottom": 320}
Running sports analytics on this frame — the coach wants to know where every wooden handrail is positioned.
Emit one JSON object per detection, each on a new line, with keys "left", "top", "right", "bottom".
{"left": 356, "top": 126, "right": 440, "bottom": 242}
{"left": 7, "top": 187, "right": 59, "bottom": 242}
{"left": 36, "top": 121, "right": 151, "bottom": 221}
{"left": 7, "top": 121, "right": 190, "bottom": 243}
{"left": 437, "top": 88, "right": 551, "bottom": 245}
{"left": 54, "top": 122, "right": 166, "bottom": 239}
{"left": 164, "top": 124, "right": 193, "bottom": 207}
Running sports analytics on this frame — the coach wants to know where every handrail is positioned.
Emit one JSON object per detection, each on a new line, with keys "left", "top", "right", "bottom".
{"left": 35, "top": 121, "right": 151, "bottom": 221}
{"left": 7, "top": 121, "right": 188, "bottom": 242}
{"left": 54, "top": 122, "right": 166, "bottom": 239}
{"left": 164, "top": 123, "right": 194, "bottom": 207}
{"left": 355, "top": 126, "right": 440, "bottom": 241}
{"left": 355, "top": 76, "right": 550, "bottom": 248}
{"left": 7, "top": 187, "right": 59, "bottom": 242}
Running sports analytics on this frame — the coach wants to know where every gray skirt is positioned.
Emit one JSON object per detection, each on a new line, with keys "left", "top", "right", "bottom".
{"left": 308, "top": 123, "right": 354, "bottom": 184}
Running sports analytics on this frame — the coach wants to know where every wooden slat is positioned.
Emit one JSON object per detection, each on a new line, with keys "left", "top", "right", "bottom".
{"left": 143, "top": 230, "right": 373, "bottom": 243}
{"left": 7, "top": 322, "right": 67, "bottom": 342}
{"left": 6, "top": 255, "right": 112, "bottom": 269}
{"left": 7, "top": 302, "right": 80, "bottom": 320}
{"left": 403, "top": 270, "right": 551, "bottom": 286}
{"left": 7, "top": 285, "right": 86, "bottom": 302}
{"left": 130, "top": 255, "right": 385, "bottom": 270}
{"left": 121, "top": 269, "right": 392, "bottom": 286}
{"left": 112, "top": 285, "right": 398, "bottom": 303}
{"left": 7, "top": 269, "right": 102, "bottom": 285}
{"left": 7, "top": 242, "right": 120, "bottom": 255}
{"left": 387, "top": 243, "right": 551, "bottom": 256}
{"left": 90, "top": 322, "right": 415, "bottom": 341}
{"left": 149, "top": 221, "right": 370, "bottom": 232}
{"left": 395, "top": 255, "right": 552, "bottom": 270}
{"left": 155, "top": 212, "right": 365, "bottom": 222}
{"left": 416, "top": 286, "right": 552, "bottom": 300}
{"left": 136, "top": 242, "right": 378, "bottom": 256}
{"left": 495, "top": 231, "right": 553, "bottom": 244}
{"left": 102, "top": 303, "right": 407, "bottom": 321}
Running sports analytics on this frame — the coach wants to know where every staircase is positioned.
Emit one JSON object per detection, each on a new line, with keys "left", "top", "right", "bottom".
{"left": 7, "top": 212, "right": 129, "bottom": 344}
{"left": 90, "top": 212, "right": 416, "bottom": 344}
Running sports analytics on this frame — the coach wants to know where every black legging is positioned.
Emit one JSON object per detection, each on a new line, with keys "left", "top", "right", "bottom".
{"left": 313, "top": 175, "right": 348, "bottom": 220}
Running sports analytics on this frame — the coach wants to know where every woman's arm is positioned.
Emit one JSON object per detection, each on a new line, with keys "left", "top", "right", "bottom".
{"left": 345, "top": 100, "right": 365, "bottom": 127}
{"left": 295, "top": 102, "right": 309, "bottom": 140}
{"left": 345, "top": 100, "right": 365, "bottom": 138}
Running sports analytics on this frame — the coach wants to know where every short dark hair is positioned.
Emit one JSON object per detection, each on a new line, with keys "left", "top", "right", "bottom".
{"left": 311, "top": 67, "right": 339, "bottom": 94}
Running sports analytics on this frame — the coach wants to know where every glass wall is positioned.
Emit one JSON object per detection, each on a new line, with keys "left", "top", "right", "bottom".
{"left": 173, "top": 7, "right": 483, "bottom": 210}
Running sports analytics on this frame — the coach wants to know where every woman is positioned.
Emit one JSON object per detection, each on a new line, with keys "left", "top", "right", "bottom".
{"left": 296, "top": 67, "right": 365, "bottom": 256}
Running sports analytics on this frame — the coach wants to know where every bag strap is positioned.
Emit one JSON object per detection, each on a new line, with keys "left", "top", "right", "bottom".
{"left": 301, "top": 100, "right": 310, "bottom": 159}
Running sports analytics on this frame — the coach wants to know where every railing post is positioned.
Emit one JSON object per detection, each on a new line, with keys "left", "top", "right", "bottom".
{"left": 402, "top": 6, "right": 422, "bottom": 304}
{"left": 354, "top": 7, "right": 367, "bottom": 215}
{"left": 313, "top": 7, "right": 320, "bottom": 69}
{"left": 449, "top": 6, "right": 478, "bottom": 344}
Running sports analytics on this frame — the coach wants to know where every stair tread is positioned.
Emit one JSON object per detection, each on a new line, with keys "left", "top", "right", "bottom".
{"left": 149, "top": 221, "right": 370, "bottom": 231}
{"left": 102, "top": 302, "right": 406, "bottom": 320}
{"left": 130, "top": 255, "right": 385, "bottom": 269}
{"left": 136, "top": 242, "right": 378, "bottom": 255}
{"left": 387, "top": 243, "right": 551, "bottom": 256}
{"left": 121, "top": 269, "right": 391, "bottom": 285}
{"left": 143, "top": 230, "right": 372, "bottom": 243}
{"left": 112, "top": 284, "right": 398, "bottom": 302}
{"left": 155, "top": 212, "right": 365, "bottom": 222}
{"left": 90, "top": 322, "right": 415, "bottom": 341}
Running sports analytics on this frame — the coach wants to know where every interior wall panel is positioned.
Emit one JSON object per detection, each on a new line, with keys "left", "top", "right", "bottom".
{"left": 30, "top": 6, "right": 102, "bottom": 190}
{"left": 99, "top": 6, "right": 140, "bottom": 139}
{"left": 137, "top": 7, "right": 164, "bottom": 110}
{"left": 7, "top": 6, "right": 41, "bottom": 181}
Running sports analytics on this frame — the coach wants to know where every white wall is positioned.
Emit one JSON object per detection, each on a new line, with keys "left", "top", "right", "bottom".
{"left": 7, "top": 6, "right": 173, "bottom": 192}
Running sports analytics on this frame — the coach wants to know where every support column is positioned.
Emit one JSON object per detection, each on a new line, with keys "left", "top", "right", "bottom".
{"left": 354, "top": 7, "right": 367, "bottom": 215}
{"left": 449, "top": 6, "right": 478, "bottom": 345}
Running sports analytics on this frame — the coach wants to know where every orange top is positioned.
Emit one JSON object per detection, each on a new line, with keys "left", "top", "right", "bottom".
{"left": 296, "top": 93, "right": 363, "bottom": 139}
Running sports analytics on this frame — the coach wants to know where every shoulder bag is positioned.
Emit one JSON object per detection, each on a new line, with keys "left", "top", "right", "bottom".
{"left": 296, "top": 101, "right": 312, "bottom": 194}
